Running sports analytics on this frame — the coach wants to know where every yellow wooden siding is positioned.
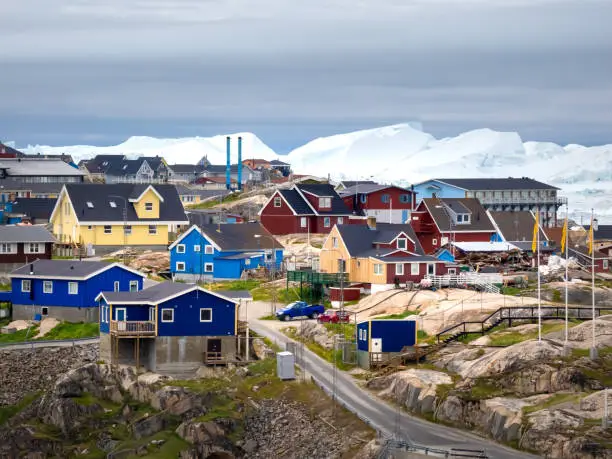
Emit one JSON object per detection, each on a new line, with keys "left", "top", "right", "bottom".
{"left": 319, "top": 227, "right": 350, "bottom": 273}
{"left": 349, "top": 258, "right": 387, "bottom": 283}
{"left": 133, "top": 188, "right": 161, "bottom": 219}
{"left": 181, "top": 195, "right": 202, "bottom": 207}
{"left": 52, "top": 193, "right": 80, "bottom": 244}
{"left": 79, "top": 224, "right": 169, "bottom": 246}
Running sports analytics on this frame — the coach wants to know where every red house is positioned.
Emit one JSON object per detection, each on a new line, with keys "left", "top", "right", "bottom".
{"left": 411, "top": 198, "right": 497, "bottom": 254}
{"left": 339, "top": 183, "right": 416, "bottom": 224}
{"left": 259, "top": 183, "right": 364, "bottom": 235}
{"left": 569, "top": 246, "right": 611, "bottom": 273}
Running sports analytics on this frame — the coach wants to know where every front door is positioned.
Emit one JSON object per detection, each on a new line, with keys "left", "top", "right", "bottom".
{"left": 207, "top": 339, "right": 222, "bottom": 361}
{"left": 371, "top": 338, "right": 382, "bottom": 352}
{"left": 116, "top": 308, "right": 126, "bottom": 331}
{"left": 149, "top": 307, "right": 155, "bottom": 322}
{"left": 427, "top": 263, "right": 436, "bottom": 275}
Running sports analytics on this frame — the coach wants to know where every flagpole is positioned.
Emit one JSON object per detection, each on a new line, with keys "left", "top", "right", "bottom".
{"left": 537, "top": 207, "right": 541, "bottom": 342}
{"left": 564, "top": 204, "right": 569, "bottom": 345}
{"left": 590, "top": 208, "right": 597, "bottom": 359}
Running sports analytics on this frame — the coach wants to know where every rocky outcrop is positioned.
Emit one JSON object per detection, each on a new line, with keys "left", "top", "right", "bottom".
{"left": 176, "top": 420, "right": 236, "bottom": 458}
{"left": 251, "top": 338, "right": 275, "bottom": 360}
{"left": 290, "top": 321, "right": 334, "bottom": 349}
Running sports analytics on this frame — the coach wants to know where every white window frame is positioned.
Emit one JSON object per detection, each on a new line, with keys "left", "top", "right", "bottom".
{"left": 448, "top": 268, "right": 457, "bottom": 275}
{"left": 432, "top": 238, "right": 438, "bottom": 246}
{"left": 373, "top": 264, "right": 383, "bottom": 275}
{"left": 0, "top": 243, "right": 16, "bottom": 254}
{"left": 124, "top": 225, "right": 132, "bottom": 235}
{"left": 397, "top": 238, "right": 407, "bottom": 250}
{"left": 104, "top": 225, "right": 112, "bottom": 234}
{"left": 41, "top": 306, "right": 49, "bottom": 316}
{"left": 176, "top": 261, "right": 186, "bottom": 272}
{"left": 427, "top": 263, "right": 436, "bottom": 275}
{"left": 332, "top": 237, "right": 338, "bottom": 248}
{"left": 43, "top": 280, "right": 53, "bottom": 294}
{"left": 603, "top": 260, "right": 609, "bottom": 270}
{"left": 199, "top": 308, "right": 213, "bottom": 322}
{"left": 161, "top": 308, "right": 174, "bottom": 323}
{"left": 68, "top": 282, "right": 78, "bottom": 295}
{"left": 148, "top": 225, "right": 157, "bottom": 235}
{"left": 145, "top": 202, "right": 153, "bottom": 211}
{"left": 204, "top": 263, "right": 214, "bottom": 273}
{"left": 300, "top": 217, "right": 307, "bottom": 228}
{"left": 395, "top": 263, "right": 404, "bottom": 275}
{"left": 273, "top": 196, "right": 282, "bottom": 207}
{"left": 25, "top": 243, "right": 43, "bottom": 254}
{"left": 114, "top": 281, "right": 120, "bottom": 292}
{"left": 194, "top": 245, "right": 201, "bottom": 252}
{"left": 323, "top": 217, "right": 331, "bottom": 228}
{"left": 21, "top": 279, "right": 31, "bottom": 293}
{"left": 319, "top": 197, "right": 331, "bottom": 208}
{"left": 205, "top": 245, "right": 214, "bottom": 255}
{"left": 337, "top": 217, "right": 344, "bottom": 225}
{"left": 176, "top": 244, "right": 186, "bottom": 254}
{"left": 411, "top": 263, "right": 419, "bottom": 275}
{"left": 129, "top": 280, "right": 139, "bottom": 292}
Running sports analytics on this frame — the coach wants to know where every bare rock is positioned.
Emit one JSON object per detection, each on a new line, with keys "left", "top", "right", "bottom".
{"left": 150, "top": 386, "right": 203, "bottom": 416}
{"left": 131, "top": 412, "right": 171, "bottom": 439}
{"left": 176, "top": 420, "right": 225, "bottom": 444}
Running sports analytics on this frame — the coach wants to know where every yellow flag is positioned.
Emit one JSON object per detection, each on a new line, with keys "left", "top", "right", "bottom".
{"left": 588, "top": 219, "right": 594, "bottom": 255}
{"left": 532, "top": 211, "right": 539, "bottom": 252}
{"left": 561, "top": 216, "right": 567, "bottom": 254}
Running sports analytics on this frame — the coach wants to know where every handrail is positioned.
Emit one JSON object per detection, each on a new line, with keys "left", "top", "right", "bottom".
{"left": 110, "top": 320, "right": 156, "bottom": 335}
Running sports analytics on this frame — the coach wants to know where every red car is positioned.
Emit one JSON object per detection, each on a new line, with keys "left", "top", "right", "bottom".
{"left": 317, "top": 310, "right": 351, "bottom": 324}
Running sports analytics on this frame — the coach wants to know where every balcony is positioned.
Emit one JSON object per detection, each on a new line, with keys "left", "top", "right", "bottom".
{"left": 110, "top": 320, "right": 156, "bottom": 337}
{"left": 477, "top": 196, "right": 567, "bottom": 207}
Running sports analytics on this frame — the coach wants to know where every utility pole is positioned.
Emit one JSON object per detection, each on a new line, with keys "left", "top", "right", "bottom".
{"left": 109, "top": 195, "right": 128, "bottom": 265}
{"left": 590, "top": 209, "right": 598, "bottom": 360}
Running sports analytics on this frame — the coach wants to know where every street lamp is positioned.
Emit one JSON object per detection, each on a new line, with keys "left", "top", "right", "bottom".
{"left": 109, "top": 195, "right": 128, "bottom": 265}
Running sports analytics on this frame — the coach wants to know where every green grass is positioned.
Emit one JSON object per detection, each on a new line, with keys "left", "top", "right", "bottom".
{"left": 323, "top": 322, "right": 355, "bottom": 341}
{"left": 501, "top": 286, "right": 523, "bottom": 296}
{"left": 467, "top": 379, "right": 504, "bottom": 400}
{"left": 0, "top": 283, "right": 10, "bottom": 291}
{"left": 259, "top": 314, "right": 277, "bottom": 320}
{"left": 37, "top": 322, "right": 99, "bottom": 340}
{"left": 101, "top": 257, "right": 122, "bottom": 263}
{"left": 191, "top": 192, "right": 244, "bottom": 209}
{"left": 0, "top": 392, "right": 40, "bottom": 425}
{"left": 284, "top": 327, "right": 355, "bottom": 371}
{"left": 522, "top": 393, "right": 581, "bottom": 415}
{"left": 0, "top": 325, "right": 39, "bottom": 343}
{"left": 376, "top": 310, "right": 417, "bottom": 320}
{"left": 207, "top": 279, "right": 263, "bottom": 291}
{"left": 488, "top": 322, "right": 569, "bottom": 347}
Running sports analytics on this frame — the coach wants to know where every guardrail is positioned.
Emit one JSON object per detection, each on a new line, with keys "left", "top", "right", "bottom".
{"left": 0, "top": 336, "right": 99, "bottom": 350}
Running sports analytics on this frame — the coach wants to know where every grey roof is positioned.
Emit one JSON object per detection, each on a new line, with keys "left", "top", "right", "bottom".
{"left": 0, "top": 143, "right": 26, "bottom": 157}
{"left": 278, "top": 189, "right": 314, "bottom": 215}
{"left": 101, "top": 281, "right": 194, "bottom": 303}
{"left": 200, "top": 222, "right": 283, "bottom": 251}
{"left": 63, "top": 184, "right": 188, "bottom": 223}
{"left": 296, "top": 184, "right": 352, "bottom": 215}
{"left": 174, "top": 185, "right": 229, "bottom": 199}
{"left": 217, "top": 252, "right": 263, "bottom": 260}
{"left": 269, "top": 159, "right": 290, "bottom": 166}
{"left": 105, "top": 159, "right": 143, "bottom": 176}
{"left": 489, "top": 211, "right": 548, "bottom": 242}
{"left": 435, "top": 177, "right": 559, "bottom": 191}
{"left": 169, "top": 164, "right": 205, "bottom": 174}
{"left": 0, "top": 179, "right": 65, "bottom": 194}
{"left": 84, "top": 155, "right": 126, "bottom": 174}
{"left": 213, "top": 289, "right": 253, "bottom": 299}
{"left": 0, "top": 158, "right": 84, "bottom": 177}
{"left": 585, "top": 224, "right": 612, "bottom": 241}
{"left": 11, "top": 259, "right": 130, "bottom": 279}
{"left": 338, "top": 184, "right": 409, "bottom": 196}
{"left": 142, "top": 157, "right": 166, "bottom": 170}
{"left": 0, "top": 225, "right": 55, "bottom": 243}
{"left": 204, "top": 164, "right": 246, "bottom": 175}
{"left": 421, "top": 198, "right": 495, "bottom": 233}
{"left": 8, "top": 199, "right": 56, "bottom": 220}
{"left": 336, "top": 223, "right": 425, "bottom": 258}
{"left": 339, "top": 180, "right": 378, "bottom": 188}
{"left": 512, "top": 241, "right": 556, "bottom": 253}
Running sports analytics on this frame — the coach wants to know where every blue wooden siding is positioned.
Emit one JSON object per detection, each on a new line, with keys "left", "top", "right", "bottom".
{"left": 170, "top": 228, "right": 283, "bottom": 280}
{"left": 413, "top": 180, "right": 465, "bottom": 204}
{"left": 11, "top": 266, "right": 143, "bottom": 308}
{"left": 157, "top": 290, "right": 236, "bottom": 337}
{"left": 358, "top": 320, "right": 417, "bottom": 352}
{"left": 357, "top": 322, "right": 369, "bottom": 351}
{"left": 435, "top": 248, "right": 456, "bottom": 263}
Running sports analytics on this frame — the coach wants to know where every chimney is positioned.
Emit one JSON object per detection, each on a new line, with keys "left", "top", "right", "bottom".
{"left": 237, "top": 136, "right": 243, "bottom": 191}
{"left": 225, "top": 136, "right": 231, "bottom": 190}
{"left": 29, "top": 263, "right": 34, "bottom": 275}
{"left": 367, "top": 216, "right": 376, "bottom": 230}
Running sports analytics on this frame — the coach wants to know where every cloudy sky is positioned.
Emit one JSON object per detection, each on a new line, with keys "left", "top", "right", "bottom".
{"left": 1, "top": 0, "right": 611, "bottom": 152}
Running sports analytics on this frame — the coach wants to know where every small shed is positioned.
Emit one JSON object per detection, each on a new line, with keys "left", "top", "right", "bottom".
{"left": 356, "top": 319, "right": 417, "bottom": 369}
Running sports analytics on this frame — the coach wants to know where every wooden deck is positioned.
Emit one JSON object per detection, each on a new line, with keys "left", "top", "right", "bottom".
{"left": 110, "top": 320, "right": 156, "bottom": 338}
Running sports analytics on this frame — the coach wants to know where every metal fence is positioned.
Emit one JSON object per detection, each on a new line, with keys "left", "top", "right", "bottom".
{"left": 0, "top": 336, "right": 99, "bottom": 350}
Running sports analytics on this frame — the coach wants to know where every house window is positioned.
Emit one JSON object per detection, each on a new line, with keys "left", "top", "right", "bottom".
{"left": 332, "top": 237, "right": 338, "bottom": 248}
{"left": 149, "top": 225, "right": 157, "bottom": 235}
{"left": 448, "top": 268, "right": 457, "bottom": 275}
{"left": 373, "top": 264, "right": 383, "bottom": 275}
{"left": 337, "top": 217, "right": 344, "bottom": 225}
{"left": 86, "top": 202, "right": 94, "bottom": 208}
{"left": 205, "top": 245, "right": 214, "bottom": 255}
{"left": 200, "top": 308, "right": 213, "bottom": 322}
{"left": 145, "top": 202, "right": 153, "bottom": 211}
{"left": 161, "top": 308, "right": 174, "bottom": 323}
{"left": 194, "top": 245, "right": 201, "bottom": 252}
{"left": 324, "top": 217, "right": 331, "bottom": 228}
{"left": 205, "top": 263, "right": 214, "bottom": 273}
{"left": 411, "top": 263, "right": 419, "bottom": 275}
{"left": 359, "top": 194, "right": 367, "bottom": 204}
{"left": 41, "top": 307, "right": 48, "bottom": 316}
{"left": 124, "top": 225, "right": 132, "bottom": 235}
{"left": 427, "top": 264, "right": 436, "bottom": 275}
{"left": 397, "top": 238, "right": 407, "bottom": 250}
{"left": 104, "top": 225, "right": 112, "bottom": 234}
{"left": 300, "top": 217, "right": 308, "bottom": 228}
{"left": 245, "top": 259, "right": 251, "bottom": 266}
{"left": 176, "top": 262, "right": 186, "bottom": 271}
{"left": 319, "top": 197, "right": 331, "bottom": 208}
{"left": 177, "top": 244, "right": 186, "bottom": 254}
{"left": 109, "top": 201, "right": 117, "bottom": 208}
{"left": 274, "top": 196, "right": 282, "bottom": 207}
{"left": 432, "top": 238, "right": 438, "bottom": 246}
{"left": 68, "top": 282, "right": 78, "bottom": 295}
{"left": 381, "top": 194, "right": 390, "bottom": 203}
{"left": 604, "top": 260, "right": 609, "bottom": 270}
{"left": 457, "top": 214, "right": 463, "bottom": 223}
{"left": 25, "top": 243, "right": 43, "bottom": 254}
{"left": 114, "top": 281, "right": 120, "bottom": 292}
{"left": 0, "top": 243, "right": 16, "bottom": 254}
{"left": 87, "top": 225, "right": 93, "bottom": 230}
{"left": 396, "top": 263, "right": 404, "bottom": 275}
{"left": 129, "top": 280, "right": 139, "bottom": 292}
{"left": 43, "top": 281, "right": 53, "bottom": 294}
{"left": 399, "top": 194, "right": 411, "bottom": 203}
{"left": 21, "top": 280, "right": 31, "bottom": 293}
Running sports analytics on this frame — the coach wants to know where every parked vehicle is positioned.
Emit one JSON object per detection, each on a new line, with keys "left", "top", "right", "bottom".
{"left": 317, "top": 309, "right": 351, "bottom": 324}
{"left": 275, "top": 301, "right": 325, "bottom": 321}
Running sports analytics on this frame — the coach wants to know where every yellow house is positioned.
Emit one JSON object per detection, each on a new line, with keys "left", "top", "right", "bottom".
{"left": 50, "top": 184, "right": 189, "bottom": 250}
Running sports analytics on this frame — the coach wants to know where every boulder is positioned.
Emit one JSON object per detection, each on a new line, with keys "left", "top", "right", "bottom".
{"left": 176, "top": 420, "right": 225, "bottom": 444}
{"left": 252, "top": 338, "right": 275, "bottom": 360}
{"left": 36, "top": 394, "right": 103, "bottom": 434}
{"left": 150, "top": 386, "right": 203, "bottom": 416}
{"left": 131, "top": 413, "right": 170, "bottom": 440}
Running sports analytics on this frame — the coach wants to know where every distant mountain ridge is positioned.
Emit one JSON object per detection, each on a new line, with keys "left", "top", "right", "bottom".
{"left": 19, "top": 123, "right": 612, "bottom": 222}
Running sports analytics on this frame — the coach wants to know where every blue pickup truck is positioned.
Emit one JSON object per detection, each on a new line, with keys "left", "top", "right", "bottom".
{"left": 275, "top": 301, "right": 325, "bottom": 321}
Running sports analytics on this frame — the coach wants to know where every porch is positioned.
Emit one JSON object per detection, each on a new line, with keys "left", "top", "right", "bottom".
{"left": 110, "top": 320, "right": 156, "bottom": 338}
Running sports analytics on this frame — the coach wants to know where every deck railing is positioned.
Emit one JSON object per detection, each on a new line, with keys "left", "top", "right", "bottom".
{"left": 110, "top": 320, "right": 156, "bottom": 337}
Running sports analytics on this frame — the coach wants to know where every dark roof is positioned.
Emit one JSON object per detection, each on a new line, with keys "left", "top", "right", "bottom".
{"left": 11, "top": 259, "right": 139, "bottom": 279}
{"left": 101, "top": 281, "right": 193, "bottom": 303}
{"left": 62, "top": 184, "right": 188, "bottom": 223}
{"left": 174, "top": 185, "right": 229, "bottom": 199}
{"left": 199, "top": 222, "right": 283, "bottom": 250}
{"left": 569, "top": 245, "right": 609, "bottom": 259}
{"left": 0, "top": 143, "right": 25, "bottom": 157}
{"left": 0, "top": 225, "right": 55, "bottom": 243}
{"left": 169, "top": 164, "right": 205, "bottom": 174}
{"left": 83, "top": 155, "right": 126, "bottom": 174}
{"left": 0, "top": 179, "right": 65, "bottom": 194}
{"left": 339, "top": 180, "right": 378, "bottom": 188}
{"left": 435, "top": 178, "right": 559, "bottom": 191}
{"left": 105, "top": 159, "right": 144, "bottom": 176}
{"left": 142, "top": 157, "right": 165, "bottom": 170}
{"left": 217, "top": 252, "right": 263, "bottom": 260}
{"left": 422, "top": 198, "right": 495, "bottom": 233}
{"left": 512, "top": 241, "right": 556, "bottom": 253}
{"left": 278, "top": 189, "right": 315, "bottom": 215}
{"left": 269, "top": 159, "right": 290, "bottom": 166}
{"left": 213, "top": 290, "right": 253, "bottom": 299}
{"left": 9, "top": 198, "right": 56, "bottom": 220}
{"left": 371, "top": 255, "right": 442, "bottom": 263}
{"left": 336, "top": 223, "right": 425, "bottom": 258}
{"left": 204, "top": 164, "right": 245, "bottom": 174}
{"left": 296, "top": 184, "right": 351, "bottom": 215}
{"left": 489, "top": 211, "right": 548, "bottom": 242}
{"left": 585, "top": 224, "right": 612, "bottom": 241}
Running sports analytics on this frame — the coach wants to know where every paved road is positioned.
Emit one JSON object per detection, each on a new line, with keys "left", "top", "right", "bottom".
{"left": 0, "top": 337, "right": 99, "bottom": 351}
{"left": 251, "top": 319, "right": 538, "bottom": 459}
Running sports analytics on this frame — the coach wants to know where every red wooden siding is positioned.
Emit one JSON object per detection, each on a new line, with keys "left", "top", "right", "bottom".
{"left": 329, "top": 287, "right": 361, "bottom": 302}
{"left": 384, "top": 261, "right": 451, "bottom": 284}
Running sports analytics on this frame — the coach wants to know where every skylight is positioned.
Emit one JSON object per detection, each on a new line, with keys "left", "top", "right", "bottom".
{"left": 109, "top": 201, "right": 117, "bottom": 208}
{"left": 86, "top": 202, "right": 94, "bottom": 208}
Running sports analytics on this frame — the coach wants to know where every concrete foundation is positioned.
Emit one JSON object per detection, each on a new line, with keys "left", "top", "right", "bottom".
{"left": 172, "top": 273, "right": 214, "bottom": 283}
{"left": 12, "top": 304, "right": 99, "bottom": 322}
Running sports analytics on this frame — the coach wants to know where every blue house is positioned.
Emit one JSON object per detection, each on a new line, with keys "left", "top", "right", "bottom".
{"left": 10, "top": 259, "right": 145, "bottom": 322}
{"left": 169, "top": 223, "right": 284, "bottom": 281}
{"left": 96, "top": 282, "right": 240, "bottom": 372}
{"left": 357, "top": 319, "right": 417, "bottom": 369}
